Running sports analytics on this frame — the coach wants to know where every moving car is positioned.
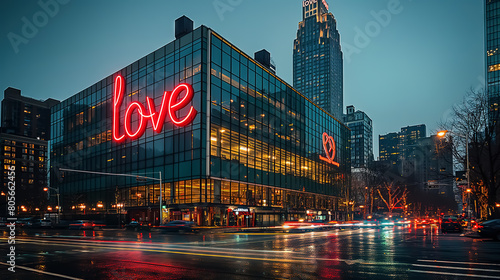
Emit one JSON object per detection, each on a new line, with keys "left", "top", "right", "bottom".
{"left": 440, "top": 216, "right": 462, "bottom": 233}
{"left": 160, "top": 220, "right": 196, "bottom": 232}
{"left": 68, "top": 220, "right": 94, "bottom": 230}
{"left": 477, "top": 219, "right": 500, "bottom": 240}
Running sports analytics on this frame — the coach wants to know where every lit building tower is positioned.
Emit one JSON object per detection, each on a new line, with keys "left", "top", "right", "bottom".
{"left": 343, "top": 105, "right": 373, "bottom": 168}
{"left": 293, "top": 0, "right": 343, "bottom": 119}
{"left": 486, "top": 0, "right": 500, "bottom": 126}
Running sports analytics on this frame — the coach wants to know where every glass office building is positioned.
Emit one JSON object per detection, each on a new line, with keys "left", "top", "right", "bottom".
{"left": 487, "top": 0, "right": 500, "bottom": 125}
{"left": 50, "top": 18, "right": 350, "bottom": 226}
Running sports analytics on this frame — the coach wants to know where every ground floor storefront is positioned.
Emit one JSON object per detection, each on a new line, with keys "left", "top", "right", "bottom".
{"left": 125, "top": 204, "right": 346, "bottom": 227}
{"left": 59, "top": 178, "right": 347, "bottom": 226}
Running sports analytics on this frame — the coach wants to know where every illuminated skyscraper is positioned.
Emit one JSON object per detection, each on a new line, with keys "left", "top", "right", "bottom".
{"left": 293, "top": 0, "right": 343, "bottom": 119}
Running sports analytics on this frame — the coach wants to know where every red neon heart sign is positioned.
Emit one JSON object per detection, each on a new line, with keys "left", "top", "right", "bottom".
{"left": 112, "top": 75, "right": 197, "bottom": 142}
{"left": 319, "top": 132, "right": 339, "bottom": 167}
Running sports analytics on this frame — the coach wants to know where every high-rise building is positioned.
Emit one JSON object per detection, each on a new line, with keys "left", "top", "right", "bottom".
{"left": 486, "top": 0, "right": 500, "bottom": 125}
{"left": 379, "top": 132, "right": 401, "bottom": 167}
{"left": 0, "top": 88, "right": 59, "bottom": 215}
{"left": 400, "top": 124, "right": 426, "bottom": 176}
{"left": 293, "top": 0, "right": 343, "bottom": 119}
{"left": 412, "top": 135, "right": 456, "bottom": 213}
{"left": 379, "top": 124, "right": 426, "bottom": 173}
{"left": 343, "top": 105, "right": 373, "bottom": 168}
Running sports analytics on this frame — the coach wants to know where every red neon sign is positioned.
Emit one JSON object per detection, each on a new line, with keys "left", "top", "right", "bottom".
{"left": 319, "top": 132, "right": 339, "bottom": 167}
{"left": 112, "top": 75, "right": 197, "bottom": 142}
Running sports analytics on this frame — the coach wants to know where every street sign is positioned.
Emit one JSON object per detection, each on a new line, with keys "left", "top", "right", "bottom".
{"left": 457, "top": 180, "right": 468, "bottom": 186}
{"left": 136, "top": 176, "right": 147, "bottom": 182}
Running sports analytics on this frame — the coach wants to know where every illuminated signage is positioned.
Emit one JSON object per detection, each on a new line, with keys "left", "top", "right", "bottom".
{"left": 319, "top": 132, "right": 339, "bottom": 167}
{"left": 322, "top": 0, "right": 329, "bottom": 10}
{"left": 112, "top": 75, "right": 197, "bottom": 142}
{"left": 302, "top": 0, "right": 328, "bottom": 10}
{"left": 302, "top": 0, "right": 317, "bottom": 7}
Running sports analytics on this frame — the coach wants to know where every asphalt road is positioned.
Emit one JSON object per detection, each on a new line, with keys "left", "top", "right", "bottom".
{"left": 1, "top": 226, "right": 500, "bottom": 279}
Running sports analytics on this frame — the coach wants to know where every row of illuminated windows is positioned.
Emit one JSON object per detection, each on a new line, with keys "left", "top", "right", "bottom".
{"left": 209, "top": 98, "right": 343, "bottom": 149}
{"left": 210, "top": 102, "right": 346, "bottom": 159}
{"left": 209, "top": 63, "right": 344, "bottom": 137}
{"left": 113, "top": 179, "right": 341, "bottom": 210}
{"left": 210, "top": 125, "right": 340, "bottom": 185}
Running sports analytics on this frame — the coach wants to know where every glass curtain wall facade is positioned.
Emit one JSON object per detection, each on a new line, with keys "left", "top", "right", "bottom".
{"left": 487, "top": 0, "right": 500, "bottom": 126}
{"left": 50, "top": 24, "right": 350, "bottom": 227}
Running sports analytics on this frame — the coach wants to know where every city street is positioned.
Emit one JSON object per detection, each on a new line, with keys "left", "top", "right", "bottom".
{"left": 2, "top": 226, "right": 499, "bottom": 279}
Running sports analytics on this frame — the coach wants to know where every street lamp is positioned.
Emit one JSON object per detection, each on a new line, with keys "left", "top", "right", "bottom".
{"left": 43, "top": 186, "right": 61, "bottom": 223}
{"left": 438, "top": 130, "right": 472, "bottom": 231}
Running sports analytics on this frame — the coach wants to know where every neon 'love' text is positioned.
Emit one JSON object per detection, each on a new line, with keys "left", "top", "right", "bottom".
{"left": 112, "top": 75, "right": 197, "bottom": 142}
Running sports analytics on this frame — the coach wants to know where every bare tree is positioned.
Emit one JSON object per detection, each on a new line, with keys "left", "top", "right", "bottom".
{"left": 440, "top": 89, "right": 500, "bottom": 219}
{"left": 376, "top": 182, "right": 408, "bottom": 215}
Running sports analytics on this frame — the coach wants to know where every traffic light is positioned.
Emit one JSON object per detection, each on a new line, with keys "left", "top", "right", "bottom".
{"left": 162, "top": 205, "right": 166, "bottom": 209}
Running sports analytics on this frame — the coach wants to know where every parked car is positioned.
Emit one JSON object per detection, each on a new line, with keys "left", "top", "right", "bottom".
{"left": 15, "top": 217, "right": 34, "bottom": 227}
{"left": 41, "top": 219, "right": 53, "bottom": 228}
{"left": 68, "top": 220, "right": 94, "bottom": 230}
{"left": 477, "top": 219, "right": 500, "bottom": 240}
{"left": 125, "top": 221, "right": 150, "bottom": 231}
{"left": 441, "top": 216, "right": 462, "bottom": 233}
{"left": 160, "top": 220, "right": 196, "bottom": 232}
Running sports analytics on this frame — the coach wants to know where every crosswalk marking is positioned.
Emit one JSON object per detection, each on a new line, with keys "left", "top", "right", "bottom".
{"left": 417, "top": 259, "right": 500, "bottom": 267}
{"left": 412, "top": 263, "right": 500, "bottom": 273}
{"left": 409, "top": 269, "right": 500, "bottom": 279}
{"left": 411, "top": 259, "right": 500, "bottom": 279}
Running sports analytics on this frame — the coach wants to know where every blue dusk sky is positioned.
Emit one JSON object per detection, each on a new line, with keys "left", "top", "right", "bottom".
{"left": 0, "top": 0, "right": 484, "bottom": 156}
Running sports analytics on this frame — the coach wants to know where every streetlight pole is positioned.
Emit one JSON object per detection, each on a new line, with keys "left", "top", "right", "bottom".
{"left": 44, "top": 186, "right": 60, "bottom": 223}
{"left": 465, "top": 133, "right": 472, "bottom": 231}
{"left": 159, "top": 171, "right": 163, "bottom": 225}
{"left": 438, "top": 130, "right": 472, "bottom": 231}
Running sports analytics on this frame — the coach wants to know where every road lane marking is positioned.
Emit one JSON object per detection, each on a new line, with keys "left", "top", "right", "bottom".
{"left": 10, "top": 237, "right": 301, "bottom": 257}
{"left": 409, "top": 269, "right": 500, "bottom": 279}
{"left": 417, "top": 259, "right": 500, "bottom": 267}
{"left": 412, "top": 264, "right": 500, "bottom": 273}
{"left": 8, "top": 237, "right": 412, "bottom": 267}
{"left": 0, "top": 262, "right": 83, "bottom": 280}
{"left": 7, "top": 238, "right": 305, "bottom": 263}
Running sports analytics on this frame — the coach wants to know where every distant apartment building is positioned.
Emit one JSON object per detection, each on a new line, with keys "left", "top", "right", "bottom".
{"left": 0, "top": 88, "right": 59, "bottom": 215}
{"left": 343, "top": 105, "right": 373, "bottom": 168}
